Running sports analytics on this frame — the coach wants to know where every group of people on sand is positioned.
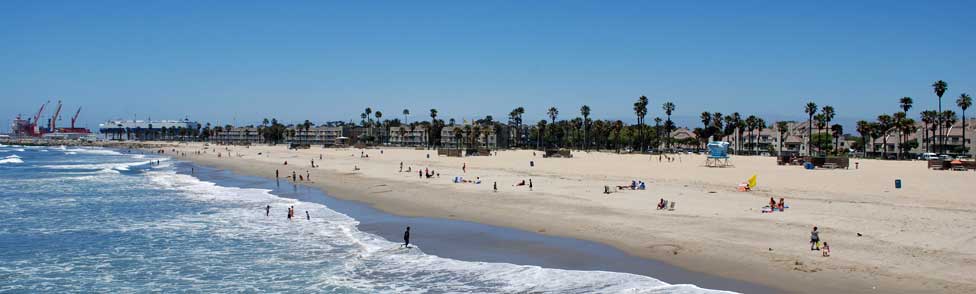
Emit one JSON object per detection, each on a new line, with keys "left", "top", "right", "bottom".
{"left": 514, "top": 179, "right": 533, "bottom": 190}
{"left": 765, "top": 197, "right": 786, "bottom": 212}
{"left": 605, "top": 180, "right": 646, "bottom": 194}
{"left": 811, "top": 226, "right": 830, "bottom": 257}
{"left": 420, "top": 168, "right": 438, "bottom": 179}
{"left": 658, "top": 154, "right": 679, "bottom": 162}
{"left": 453, "top": 176, "right": 481, "bottom": 184}
{"left": 656, "top": 198, "right": 675, "bottom": 210}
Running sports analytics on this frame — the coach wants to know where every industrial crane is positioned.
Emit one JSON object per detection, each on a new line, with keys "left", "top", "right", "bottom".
{"left": 49, "top": 100, "right": 63, "bottom": 132}
{"left": 32, "top": 101, "right": 49, "bottom": 135}
{"left": 71, "top": 107, "right": 82, "bottom": 129}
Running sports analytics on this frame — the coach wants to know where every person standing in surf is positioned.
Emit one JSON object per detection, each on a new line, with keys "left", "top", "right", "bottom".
{"left": 402, "top": 227, "right": 411, "bottom": 248}
{"left": 266, "top": 205, "right": 270, "bottom": 217}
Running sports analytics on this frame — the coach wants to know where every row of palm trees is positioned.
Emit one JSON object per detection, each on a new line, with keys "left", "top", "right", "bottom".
{"left": 191, "top": 80, "right": 972, "bottom": 158}
{"left": 696, "top": 111, "right": 772, "bottom": 155}
{"left": 850, "top": 81, "right": 971, "bottom": 158}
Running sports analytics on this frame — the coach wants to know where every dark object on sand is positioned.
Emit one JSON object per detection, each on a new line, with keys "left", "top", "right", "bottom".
{"left": 543, "top": 149, "right": 573, "bottom": 158}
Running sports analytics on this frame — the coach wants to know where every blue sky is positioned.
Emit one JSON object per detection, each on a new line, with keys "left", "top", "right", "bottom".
{"left": 1, "top": 0, "right": 974, "bottom": 132}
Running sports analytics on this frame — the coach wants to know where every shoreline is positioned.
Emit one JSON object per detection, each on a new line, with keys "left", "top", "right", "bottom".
{"left": 145, "top": 142, "right": 972, "bottom": 294}
{"left": 180, "top": 161, "right": 773, "bottom": 293}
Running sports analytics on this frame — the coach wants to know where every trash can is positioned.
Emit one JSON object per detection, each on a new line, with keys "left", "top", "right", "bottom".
{"left": 804, "top": 162, "right": 814, "bottom": 170}
{"left": 895, "top": 179, "right": 902, "bottom": 189}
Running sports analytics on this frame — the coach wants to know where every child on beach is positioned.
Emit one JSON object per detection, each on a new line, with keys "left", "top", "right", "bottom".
{"left": 821, "top": 242, "right": 830, "bottom": 257}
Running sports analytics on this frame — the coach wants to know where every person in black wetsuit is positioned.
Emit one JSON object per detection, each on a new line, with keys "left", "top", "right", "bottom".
{"left": 402, "top": 227, "right": 411, "bottom": 248}
{"left": 266, "top": 205, "right": 270, "bottom": 217}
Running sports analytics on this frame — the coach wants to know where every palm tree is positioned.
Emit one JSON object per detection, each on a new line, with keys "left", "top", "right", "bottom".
{"left": 942, "top": 110, "right": 958, "bottom": 153}
{"left": 900, "top": 97, "right": 913, "bottom": 113}
{"left": 547, "top": 107, "right": 559, "bottom": 148}
{"left": 856, "top": 120, "right": 871, "bottom": 154}
{"left": 662, "top": 101, "right": 675, "bottom": 150}
{"left": 429, "top": 109, "right": 438, "bottom": 148}
{"left": 700, "top": 111, "right": 712, "bottom": 141}
{"left": 580, "top": 105, "right": 591, "bottom": 150}
{"left": 722, "top": 115, "right": 735, "bottom": 143}
{"left": 634, "top": 96, "right": 649, "bottom": 152}
{"left": 898, "top": 118, "right": 918, "bottom": 158}
{"left": 653, "top": 117, "right": 662, "bottom": 149}
{"left": 536, "top": 120, "right": 547, "bottom": 149}
{"left": 776, "top": 121, "right": 790, "bottom": 155}
{"left": 957, "top": 93, "right": 972, "bottom": 154}
{"left": 877, "top": 114, "right": 893, "bottom": 158}
{"left": 920, "top": 110, "right": 937, "bottom": 152}
{"left": 731, "top": 112, "right": 742, "bottom": 154}
{"left": 711, "top": 112, "right": 723, "bottom": 141}
{"left": 830, "top": 124, "right": 843, "bottom": 154}
{"left": 805, "top": 102, "right": 818, "bottom": 155}
{"left": 364, "top": 107, "right": 373, "bottom": 138}
{"left": 932, "top": 80, "right": 948, "bottom": 153}
{"left": 613, "top": 120, "right": 624, "bottom": 153}
{"left": 814, "top": 114, "right": 827, "bottom": 155}
{"left": 822, "top": 105, "right": 835, "bottom": 127}
{"left": 745, "top": 115, "right": 758, "bottom": 154}
{"left": 454, "top": 127, "right": 464, "bottom": 150}
{"left": 374, "top": 111, "right": 383, "bottom": 143}
{"left": 755, "top": 117, "right": 766, "bottom": 154}
{"left": 893, "top": 112, "right": 907, "bottom": 158}
{"left": 403, "top": 109, "right": 410, "bottom": 124}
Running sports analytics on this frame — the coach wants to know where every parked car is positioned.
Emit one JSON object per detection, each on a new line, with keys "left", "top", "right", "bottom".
{"left": 919, "top": 153, "right": 938, "bottom": 160}
{"left": 938, "top": 154, "right": 952, "bottom": 160}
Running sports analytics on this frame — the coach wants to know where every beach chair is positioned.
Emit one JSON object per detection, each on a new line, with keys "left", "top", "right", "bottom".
{"left": 704, "top": 141, "right": 731, "bottom": 168}
{"left": 668, "top": 201, "right": 676, "bottom": 211}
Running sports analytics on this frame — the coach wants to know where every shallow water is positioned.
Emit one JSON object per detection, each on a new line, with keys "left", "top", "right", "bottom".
{"left": 0, "top": 145, "right": 732, "bottom": 293}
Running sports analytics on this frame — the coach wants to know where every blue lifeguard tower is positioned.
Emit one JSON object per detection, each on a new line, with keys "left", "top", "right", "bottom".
{"left": 705, "top": 141, "right": 732, "bottom": 167}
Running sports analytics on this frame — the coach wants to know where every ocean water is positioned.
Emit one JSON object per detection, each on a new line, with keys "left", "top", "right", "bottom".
{"left": 0, "top": 145, "right": 731, "bottom": 293}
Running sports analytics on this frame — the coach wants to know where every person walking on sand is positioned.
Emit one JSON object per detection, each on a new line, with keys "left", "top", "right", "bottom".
{"left": 493, "top": 181, "right": 498, "bottom": 192}
{"left": 402, "top": 226, "right": 411, "bottom": 248}
{"left": 462, "top": 163, "right": 466, "bottom": 173}
{"left": 529, "top": 179, "right": 533, "bottom": 191}
{"left": 266, "top": 205, "right": 270, "bottom": 217}
{"left": 810, "top": 226, "right": 821, "bottom": 250}
{"left": 306, "top": 171, "right": 310, "bottom": 181}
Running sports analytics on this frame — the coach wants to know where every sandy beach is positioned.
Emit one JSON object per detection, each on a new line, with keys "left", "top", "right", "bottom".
{"left": 156, "top": 142, "right": 976, "bottom": 294}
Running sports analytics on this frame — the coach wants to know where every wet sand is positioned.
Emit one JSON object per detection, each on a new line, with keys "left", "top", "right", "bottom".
{"left": 182, "top": 161, "right": 775, "bottom": 293}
